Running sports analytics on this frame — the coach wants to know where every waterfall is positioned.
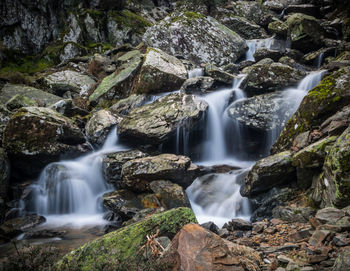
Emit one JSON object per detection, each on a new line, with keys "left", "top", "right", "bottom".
{"left": 315, "top": 52, "right": 324, "bottom": 69}
{"left": 245, "top": 37, "right": 274, "bottom": 61}
{"left": 28, "top": 127, "right": 128, "bottom": 227}
{"left": 188, "top": 68, "right": 204, "bottom": 78}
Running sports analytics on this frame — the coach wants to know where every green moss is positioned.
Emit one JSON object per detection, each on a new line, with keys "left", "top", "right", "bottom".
{"left": 56, "top": 207, "right": 197, "bottom": 271}
{"left": 0, "top": 57, "right": 54, "bottom": 74}
{"left": 108, "top": 9, "right": 152, "bottom": 34}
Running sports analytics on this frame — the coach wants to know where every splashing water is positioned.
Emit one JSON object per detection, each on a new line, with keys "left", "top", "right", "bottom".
{"left": 188, "top": 68, "right": 204, "bottom": 78}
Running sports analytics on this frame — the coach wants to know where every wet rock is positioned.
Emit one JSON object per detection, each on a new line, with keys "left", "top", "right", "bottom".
{"left": 315, "top": 208, "right": 345, "bottom": 224}
{"left": 286, "top": 13, "right": 324, "bottom": 53}
{"left": 23, "top": 229, "right": 66, "bottom": 239}
{"left": 0, "top": 83, "right": 61, "bottom": 107}
{"left": 254, "top": 48, "right": 284, "bottom": 62}
{"left": 118, "top": 92, "right": 208, "bottom": 145}
{"left": 200, "top": 221, "right": 219, "bottom": 234}
{"left": 5, "top": 94, "right": 38, "bottom": 111}
{"left": 303, "top": 47, "right": 337, "bottom": 66}
{"left": 228, "top": 218, "right": 252, "bottom": 231}
{"left": 204, "top": 63, "right": 235, "bottom": 85}
{"left": 268, "top": 19, "right": 289, "bottom": 37}
{"left": 218, "top": 13, "right": 268, "bottom": 39}
{"left": 85, "top": 109, "right": 120, "bottom": 145}
{"left": 88, "top": 50, "right": 142, "bottom": 105}
{"left": 42, "top": 70, "right": 96, "bottom": 97}
{"left": 161, "top": 224, "right": 262, "bottom": 271}
{"left": 3, "top": 107, "right": 86, "bottom": 178}
{"left": 0, "top": 149, "right": 10, "bottom": 199}
{"left": 241, "top": 63, "right": 305, "bottom": 95}
{"left": 241, "top": 151, "right": 296, "bottom": 197}
{"left": 0, "top": 215, "right": 46, "bottom": 239}
{"left": 109, "top": 94, "right": 147, "bottom": 116}
{"left": 50, "top": 99, "right": 89, "bottom": 118}
{"left": 333, "top": 247, "right": 350, "bottom": 271}
{"left": 319, "top": 105, "right": 350, "bottom": 136}
{"left": 228, "top": 91, "right": 295, "bottom": 133}
{"left": 181, "top": 76, "right": 219, "bottom": 94}
{"left": 121, "top": 153, "right": 199, "bottom": 192}
{"left": 272, "top": 67, "right": 350, "bottom": 154}
{"left": 149, "top": 180, "right": 190, "bottom": 209}
{"left": 133, "top": 48, "right": 187, "bottom": 94}
{"left": 56, "top": 207, "right": 197, "bottom": 270}
{"left": 143, "top": 11, "right": 247, "bottom": 66}
{"left": 102, "top": 149, "right": 148, "bottom": 188}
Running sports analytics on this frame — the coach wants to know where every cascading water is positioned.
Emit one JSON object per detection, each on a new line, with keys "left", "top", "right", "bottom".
{"left": 29, "top": 127, "right": 128, "bottom": 227}
{"left": 245, "top": 37, "right": 274, "bottom": 61}
{"left": 188, "top": 68, "right": 204, "bottom": 78}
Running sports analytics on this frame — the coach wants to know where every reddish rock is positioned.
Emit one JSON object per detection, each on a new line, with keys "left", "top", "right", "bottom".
{"left": 309, "top": 230, "right": 330, "bottom": 246}
{"left": 162, "top": 224, "right": 262, "bottom": 271}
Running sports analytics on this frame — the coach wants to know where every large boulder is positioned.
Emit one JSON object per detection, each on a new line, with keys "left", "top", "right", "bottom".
{"left": 241, "top": 63, "right": 305, "bottom": 95}
{"left": 118, "top": 92, "right": 208, "bottom": 145}
{"left": 41, "top": 70, "right": 96, "bottom": 97}
{"left": 241, "top": 151, "right": 296, "bottom": 197}
{"left": 133, "top": 48, "right": 187, "bottom": 94}
{"left": 121, "top": 154, "right": 199, "bottom": 192}
{"left": 272, "top": 67, "right": 350, "bottom": 154}
{"left": 143, "top": 11, "right": 247, "bottom": 66}
{"left": 3, "top": 107, "right": 86, "bottom": 178}
{"left": 102, "top": 149, "right": 148, "bottom": 188}
{"left": 228, "top": 91, "right": 295, "bottom": 133}
{"left": 333, "top": 247, "right": 350, "bottom": 271}
{"left": 161, "top": 224, "right": 262, "bottom": 271}
{"left": 311, "top": 126, "right": 350, "bottom": 208}
{"left": 109, "top": 94, "right": 147, "bottom": 116}
{"left": 85, "top": 109, "right": 120, "bottom": 145}
{"left": 0, "top": 83, "right": 61, "bottom": 107}
{"left": 56, "top": 207, "right": 197, "bottom": 270}
{"left": 286, "top": 13, "right": 324, "bottom": 53}
{"left": 88, "top": 50, "right": 142, "bottom": 105}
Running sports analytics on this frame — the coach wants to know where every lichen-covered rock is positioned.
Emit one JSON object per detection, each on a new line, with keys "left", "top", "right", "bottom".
{"left": 226, "top": 0, "right": 271, "bottom": 26}
{"left": 228, "top": 91, "right": 295, "bottom": 132}
{"left": 150, "top": 180, "right": 190, "bottom": 209}
{"left": 118, "top": 92, "right": 208, "bottom": 144}
{"left": 85, "top": 109, "right": 120, "bottom": 145}
{"left": 3, "top": 107, "right": 86, "bottom": 177}
{"left": 50, "top": 99, "right": 89, "bottom": 118}
{"left": 0, "top": 148, "right": 10, "bottom": 199}
{"left": 102, "top": 149, "right": 148, "bottom": 188}
{"left": 109, "top": 94, "right": 147, "bottom": 116}
{"left": 253, "top": 48, "right": 283, "bottom": 62}
{"left": 0, "top": 83, "right": 61, "bottom": 107}
{"left": 312, "top": 126, "right": 350, "bottom": 208}
{"left": 56, "top": 207, "right": 197, "bottom": 270}
{"left": 268, "top": 19, "right": 289, "bottom": 37}
{"left": 217, "top": 13, "right": 268, "bottom": 39}
{"left": 5, "top": 94, "right": 38, "bottom": 111}
{"left": 107, "top": 9, "right": 152, "bottom": 48}
{"left": 89, "top": 51, "right": 142, "bottom": 104}
{"left": 181, "top": 76, "right": 218, "bottom": 94}
{"left": 143, "top": 11, "right": 247, "bottom": 66}
{"left": 272, "top": 67, "right": 350, "bottom": 154}
{"left": 161, "top": 223, "right": 262, "bottom": 271}
{"left": 121, "top": 153, "right": 199, "bottom": 192}
{"left": 42, "top": 70, "right": 96, "bottom": 97}
{"left": 204, "top": 63, "right": 235, "bottom": 85}
{"left": 241, "top": 63, "right": 305, "bottom": 95}
{"left": 286, "top": 13, "right": 324, "bottom": 53}
{"left": 241, "top": 151, "right": 296, "bottom": 197}
{"left": 133, "top": 48, "right": 187, "bottom": 94}
{"left": 333, "top": 247, "right": 350, "bottom": 271}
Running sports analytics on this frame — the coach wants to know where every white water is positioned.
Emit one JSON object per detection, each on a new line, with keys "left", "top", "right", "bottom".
{"left": 188, "top": 68, "right": 204, "bottom": 78}
{"left": 245, "top": 37, "right": 274, "bottom": 61}
{"left": 315, "top": 52, "right": 324, "bottom": 69}
{"left": 29, "top": 127, "right": 128, "bottom": 227}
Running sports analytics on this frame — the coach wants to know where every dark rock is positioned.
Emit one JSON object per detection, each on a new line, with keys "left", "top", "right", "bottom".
{"left": 229, "top": 218, "right": 252, "bottom": 231}
{"left": 253, "top": 48, "right": 284, "bottom": 62}
{"left": 333, "top": 247, "right": 350, "bottom": 271}
{"left": 181, "top": 76, "right": 219, "bottom": 94}
{"left": 0, "top": 215, "right": 46, "bottom": 239}
{"left": 23, "top": 229, "right": 66, "bottom": 239}
{"left": 50, "top": 99, "right": 89, "bottom": 118}
{"left": 200, "top": 221, "right": 219, "bottom": 234}
{"left": 319, "top": 105, "right": 350, "bottom": 136}
{"left": 285, "top": 4, "right": 320, "bottom": 18}
{"left": 335, "top": 216, "right": 350, "bottom": 231}
{"left": 109, "top": 94, "right": 147, "bottom": 116}
{"left": 273, "top": 206, "right": 316, "bottom": 223}
{"left": 0, "top": 149, "right": 10, "bottom": 199}
{"left": 333, "top": 233, "right": 350, "bottom": 247}
{"left": 204, "top": 63, "right": 235, "bottom": 85}
{"left": 102, "top": 150, "right": 148, "bottom": 188}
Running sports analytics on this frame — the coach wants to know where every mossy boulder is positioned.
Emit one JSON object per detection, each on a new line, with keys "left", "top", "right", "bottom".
{"left": 286, "top": 13, "right": 324, "bottom": 53}
{"left": 312, "top": 126, "right": 350, "bottom": 208}
{"left": 133, "top": 48, "right": 187, "bottom": 94}
{"left": 241, "top": 63, "right": 305, "bottom": 95}
{"left": 5, "top": 94, "right": 38, "bottom": 111}
{"left": 241, "top": 151, "right": 296, "bottom": 197}
{"left": 109, "top": 94, "right": 146, "bottom": 116}
{"left": 85, "top": 109, "right": 120, "bottom": 145}
{"left": 3, "top": 107, "right": 86, "bottom": 178}
{"left": 0, "top": 83, "right": 61, "bottom": 107}
{"left": 121, "top": 153, "right": 199, "bottom": 192}
{"left": 118, "top": 92, "right": 208, "bottom": 145}
{"left": 89, "top": 51, "right": 142, "bottom": 105}
{"left": 42, "top": 70, "right": 96, "bottom": 97}
{"left": 272, "top": 67, "right": 350, "bottom": 154}
{"left": 204, "top": 63, "right": 235, "bottom": 85}
{"left": 56, "top": 207, "right": 197, "bottom": 271}
{"left": 102, "top": 149, "right": 149, "bottom": 188}
{"left": 268, "top": 19, "right": 288, "bottom": 37}
{"left": 143, "top": 11, "right": 247, "bottom": 66}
